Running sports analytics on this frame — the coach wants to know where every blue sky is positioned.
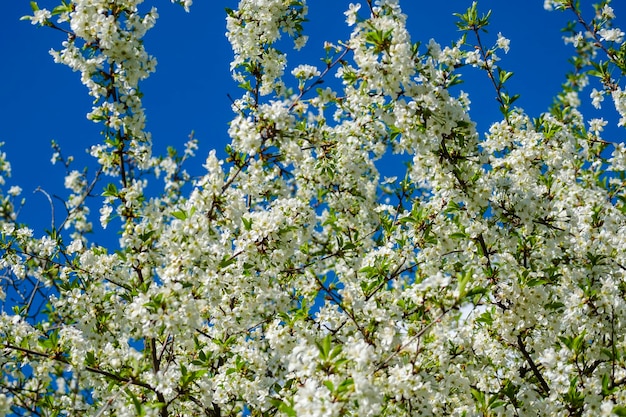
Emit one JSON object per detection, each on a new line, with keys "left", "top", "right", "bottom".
{"left": 0, "top": 1, "right": 624, "bottom": 236}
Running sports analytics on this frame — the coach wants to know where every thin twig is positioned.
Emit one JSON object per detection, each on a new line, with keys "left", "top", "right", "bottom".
{"left": 34, "top": 187, "right": 55, "bottom": 231}
{"left": 517, "top": 334, "right": 551, "bottom": 395}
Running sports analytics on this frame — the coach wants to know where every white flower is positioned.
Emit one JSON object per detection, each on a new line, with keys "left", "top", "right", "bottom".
{"left": 598, "top": 28, "right": 624, "bottom": 43}
{"left": 600, "top": 399, "right": 616, "bottom": 416}
{"left": 32, "top": 9, "right": 51, "bottom": 25}
{"left": 99, "top": 204, "right": 113, "bottom": 228}
{"left": 427, "top": 39, "right": 442, "bottom": 60}
{"left": 2, "top": 223, "right": 14, "bottom": 235}
{"left": 496, "top": 32, "right": 510, "bottom": 53}
{"left": 0, "top": 393, "right": 11, "bottom": 415}
{"left": 465, "top": 49, "right": 482, "bottom": 66}
{"left": 8, "top": 186, "right": 21, "bottom": 197}
{"left": 294, "top": 35, "right": 308, "bottom": 51}
{"left": 590, "top": 88, "right": 604, "bottom": 109}
{"left": 588, "top": 118, "right": 607, "bottom": 135}
{"left": 612, "top": 87, "right": 626, "bottom": 126}
{"left": 565, "top": 90, "right": 580, "bottom": 107}
{"left": 173, "top": 0, "right": 193, "bottom": 12}
{"left": 10, "top": 1, "right": 626, "bottom": 415}
{"left": 64, "top": 170, "right": 84, "bottom": 193}
{"left": 601, "top": 5, "right": 615, "bottom": 20}
{"left": 66, "top": 239, "right": 84, "bottom": 254}
{"left": 291, "top": 64, "right": 320, "bottom": 80}
{"left": 16, "top": 227, "right": 32, "bottom": 239}
{"left": 38, "top": 236, "right": 56, "bottom": 257}
{"left": 345, "top": 3, "right": 361, "bottom": 26}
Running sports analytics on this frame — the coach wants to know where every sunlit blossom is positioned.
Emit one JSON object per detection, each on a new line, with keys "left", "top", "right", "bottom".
{"left": 5, "top": 0, "right": 626, "bottom": 416}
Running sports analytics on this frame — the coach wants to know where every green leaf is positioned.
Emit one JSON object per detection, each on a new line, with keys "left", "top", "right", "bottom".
{"left": 602, "top": 373, "right": 616, "bottom": 395}
{"left": 242, "top": 216, "right": 253, "bottom": 231}
{"left": 445, "top": 200, "right": 463, "bottom": 213}
{"left": 125, "top": 389, "right": 145, "bottom": 416}
{"left": 85, "top": 351, "right": 96, "bottom": 367}
{"left": 471, "top": 387, "right": 486, "bottom": 405}
{"left": 489, "top": 399, "right": 506, "bottom": 410}
{"left": 476, "top": 309, "right": 493, "bottom": 326}
{"left": 454, "top": 2, "right": 492, "bottom": 32}
{"left": 238, "top": 80, "right": 252, "bottom": 92}
{"left": 457, "top": 269, "right": 471, "bottom": 297}
{"left": 172, "top": 210, "right": 187, "bottom": 220}
{"left": 139, "top": 230, "right": 155, "bottom": 243}
{"left": 527, "top": 278, "right": 548, "bottom": 287}
{"left": 613, "top": 406, "right": 626, "bottom": 417}
{"left": 329, "top": 344, "right": 343, "bottom": 360}
{"left": 316, "top": 334, "right": 332, "bottom": 360}
{"left": 52, "top": 1, "right": 72, "bottom": 16}
{"left": 323, "top": 380, "right": 334, "bottom": 392}
{"left": 102, "top": 183, "right": 118, "bottom": 197}
{"left": 279, "top": 401, "right": 297, "bottom": 417}
{"left": 219, "top": 256, "right": 236, "bottom": 269}
{"left": 544, "top": 301, "right": 565, "bottom": 311}
{"left": 502, "top": 92, "right": 520, "bottom": 106}
{"left": 388, "top": 125, "right": 402, "bottom": 141}
{"left": 466, "top": 286, "right": 487, "bottom": 298}
{"left": 498, "top": 68, "right": 514, "bottom": 85}
{"left": 336, "top": 377, "right": 354, "bottom": 394}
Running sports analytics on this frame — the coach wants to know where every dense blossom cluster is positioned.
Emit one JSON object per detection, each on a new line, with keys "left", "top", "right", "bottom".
{"left": 2, "top": 0, "right": 626, "bottom": 416}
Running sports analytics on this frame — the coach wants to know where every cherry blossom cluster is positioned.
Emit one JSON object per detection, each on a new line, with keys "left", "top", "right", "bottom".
{"left": 2, "top": 0, "right": 626, "bottom": 416}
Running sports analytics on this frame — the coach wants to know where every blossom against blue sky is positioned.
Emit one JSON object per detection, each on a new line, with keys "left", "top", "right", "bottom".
{"left": 0, "top": 1, "right": 623, "bottom": 232}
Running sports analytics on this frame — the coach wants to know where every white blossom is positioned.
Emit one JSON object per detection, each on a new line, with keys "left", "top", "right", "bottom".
{"left": 32, "top": 9, "right": 51, "bottom": 25}
{"left": 598, "top": 27, "right": 624, "bottom": 42}
{"left": 496, "top": 32, "right": 510, "bottom": 53}
{"left": 5, "top": 1, "right": 626, "bottom": 416}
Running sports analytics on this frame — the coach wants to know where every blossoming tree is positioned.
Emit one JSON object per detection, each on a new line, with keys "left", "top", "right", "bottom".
{"left": 2, "top": 0, "right": 626, "bottom": 415}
